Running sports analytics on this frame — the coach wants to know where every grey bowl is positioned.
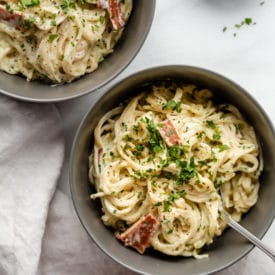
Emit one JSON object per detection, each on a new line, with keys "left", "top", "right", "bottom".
{"left": 0, "top": 1, "right": 155, "bottom": 103}
{"left": 70, "top": 66, "right": 275, "bottom": 275}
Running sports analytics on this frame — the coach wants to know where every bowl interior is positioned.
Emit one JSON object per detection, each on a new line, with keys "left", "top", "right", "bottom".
{"left": 0, "top": 1, "right": 155, "bottom": 102}
{"left": 70, "top": 66, "right": 275, "bottom": 275}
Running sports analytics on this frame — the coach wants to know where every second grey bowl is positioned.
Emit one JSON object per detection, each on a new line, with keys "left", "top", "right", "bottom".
{"left": 70, "top": 65, "right": 275, "bottom": 275}
{"left": 0, "top": 1, "right": 155, "bottom": 102}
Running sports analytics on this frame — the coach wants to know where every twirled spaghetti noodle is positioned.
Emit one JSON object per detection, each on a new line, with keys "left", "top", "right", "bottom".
{"left": 89, "top": 82, "right": 262, "bottom": 257}
{"left": 0, "top": 0, "right": 132, "bottom": 83}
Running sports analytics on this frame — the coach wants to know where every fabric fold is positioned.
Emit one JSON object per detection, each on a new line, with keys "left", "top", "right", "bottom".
{"left": 0, "top": 95, "right": 65, "bottom": 275}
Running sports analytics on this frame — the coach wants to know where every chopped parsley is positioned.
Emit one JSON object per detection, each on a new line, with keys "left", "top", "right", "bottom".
{"left": 245, "top": 17, "right": 252, "bottom": 25}
{"left": 163, "top": 191, "right": 186, "bottom": 212}
{"left": 48, "top": 34, "right": 58, "bottom": 43}
{"left": 20, "top": 0, "right": 40, "bottom": 7}
{"left": 167, "top": 228, "right": 174, "bottom": 234}
{"left": 223, "top": 17, "right": 257, "bottom": 37}
{"left": 176, "top": 158, "right": 197, "bottom": 186}
{"left": 6, "top": 4, "right": 13, "bottom": 13}
{"left": 168, "top": 145, "right": 189, "bottom": 161}
{"left": 99, "top": 15, "right": 105, "bottom": 24}
{"left": 206, "top": 120, "right": 216, "bottom": 129}
{"left": 219, "top": 144, "right": 230, "bottom": 152}
{"left": 145, "top": 117, "right": 164, "bottom": 154}
{"left": 51, "top": 20, "right": 57, "bottom": 26}
{"left": 163, "top": 100, "right": 182, "bottom": 113}
{"left": 60, "top": 0, "right": 69, "bottom": 14}
{"left": 212, "top": 129, "right": 221, "bottom": 141}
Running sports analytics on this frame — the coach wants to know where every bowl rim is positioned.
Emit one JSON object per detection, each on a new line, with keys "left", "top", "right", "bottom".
{"left": 69, "top": 65, "right": 275, "bottom": 275}
{"left": 0, "top": 1, "right": 156, "bottom": 103}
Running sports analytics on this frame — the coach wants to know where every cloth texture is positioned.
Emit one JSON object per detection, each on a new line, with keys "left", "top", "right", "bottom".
{"left": 0, "top": 96, "right": 65, "bottom": 275}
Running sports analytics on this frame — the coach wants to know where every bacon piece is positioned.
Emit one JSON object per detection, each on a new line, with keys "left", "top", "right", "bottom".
{"left": 97, "top": 0, "right": 125, "bottom": 30}
{"left": 116, "top": 213, "right": 160, "bottom": 254}
{"left": 107, "top": 0, "right": 125, "bottom": 29}
{"left": 158, "top": 119, "right": 181, "bottom": 146}
{"left": 0, "top": 4, "right": 27, "bottom": 30}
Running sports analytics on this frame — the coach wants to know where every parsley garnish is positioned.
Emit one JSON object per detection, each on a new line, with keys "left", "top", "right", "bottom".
{"left": 212, "top": 130, "right": 221, "bottom": 141}
{"left": 6, "top": 4, "right": 13, "bottom": 13}
{"left": 168, "top": 145, "right": 188, "bottom": 161}
{"left": 167, "top": 228, "right": 174, "bottom": 234}
{"left": 163, "top": 191, "right": 186, "bottom": 212}
{"left": 48, "top": 34, "right": 58, "bottom": 43}
{"left": 20, "top": 0, "right": 40, "bottom": 7}
{"left": 61, "top": 0, "right": 69, "bottom": 14}
{"left": 245, "top": 17, "right": 252, "bottom": 25}
{"left": 219, "top": 144, "right": 230, "bottom": 152}
{"left": 163, "top": 100, "right": 182, "bottom": 113}
{"left": 145, "top": 117, "right": 164, "bottom": 154}
{"left": 206, "top": 120, "right": 216, "bottom": 129}
{"left": 99, "top": 15, "right": 105, "bottom": 24}
{"left": 176, "top": 158, "right": 197, "bottom": 186}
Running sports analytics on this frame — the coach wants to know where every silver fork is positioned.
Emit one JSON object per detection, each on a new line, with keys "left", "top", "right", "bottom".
{"left": 220, "top": 192, "right": 275, "bottom": 261}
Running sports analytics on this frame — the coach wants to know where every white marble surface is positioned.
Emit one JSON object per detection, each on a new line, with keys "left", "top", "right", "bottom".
{"left": 54, "top": 0, "right": 275, "bottom": 274}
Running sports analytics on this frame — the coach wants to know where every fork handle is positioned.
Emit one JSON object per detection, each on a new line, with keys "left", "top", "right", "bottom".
{"left": 227, "top": 215, "right": 275, "bottom": 262}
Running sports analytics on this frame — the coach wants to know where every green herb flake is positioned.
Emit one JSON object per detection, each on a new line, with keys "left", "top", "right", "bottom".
{"left": 206, "top": 120, "right": 216, "bottom": 129}
{"left": 60, "top": 0, "right": 69, "bottom": 14}
{"left": 21, "top": 0, "right": 40, "bottom": 8}
{"left": 219, "top": 144, "right": 230, "bottom": 152}
{"left": 245, "top": 18, "right": 252, "bottom": 25}
{"left": 163, "top": 100, "right": 182, "bottom": 113}
{"left": 99, "top": 15, "right": 105, "bottom": 24}
{"left": 212, "top": 131, "right": 221, "bottom": 141}
{"left": 136, "top": 144, "right": 144, "bottom": 152}
{"left": 145, "top": 117, "right": 164, "bottom": 155}
{"left": 167, "top": 228, "right": 174, "bottom": 234}
{"left": 6, "top": 4, "right": 13, "bottom": 13}
{"left": 51, "top": 20, "right": 57, "bottom": 26}
{"left": 123, "top": 135, "right": 132, "bottom": 142}
{"left": 48, "top": 34, "right": 58, "bottom": 43}
{"left": 168, "top": 145, "right": 188, "bottom": 161}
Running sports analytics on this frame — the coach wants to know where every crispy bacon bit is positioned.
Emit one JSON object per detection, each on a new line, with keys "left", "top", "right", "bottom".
{"left": 0, "top": 4, "right": 26, "bottom": 30}
{"left": 158, "top": 119, "right": 181, "bottom": 146}
{"left": 97, "top": 0, "right": 125, "bottom": 30}
{"left": 116, "top": 213, "right": 160, "bottom": 254}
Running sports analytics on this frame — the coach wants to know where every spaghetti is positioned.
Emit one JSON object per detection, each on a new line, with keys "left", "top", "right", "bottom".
{"left": 89, "top": 82, "right": 262, "bottom": 257}
{"left": 0, "top": 0, "right": 132, "bottom": 83}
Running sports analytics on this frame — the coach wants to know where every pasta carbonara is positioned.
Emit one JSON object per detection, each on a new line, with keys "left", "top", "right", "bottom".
{"left": 0, "top": 0, "right": 132, "bottom": 83}
{"left": 89, "top": 82, "right": 262, "bottom": 258}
